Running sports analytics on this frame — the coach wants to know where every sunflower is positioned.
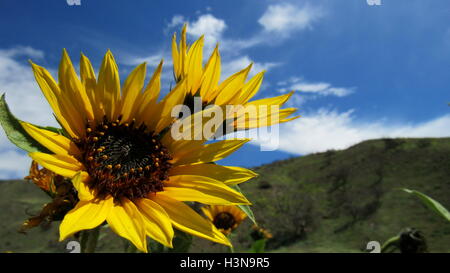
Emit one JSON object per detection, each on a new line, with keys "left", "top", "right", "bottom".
{"left": 21, "top": 49, "right": 257, "bottom": 252}
{"left": 201, "top": 205, "right": 247, "bottom": 235}
{"left": 172, "top": 25, "right": 299, "bottom": 131}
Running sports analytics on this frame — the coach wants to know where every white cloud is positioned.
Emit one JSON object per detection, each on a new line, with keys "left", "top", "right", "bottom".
{"left": 291, "top": 82, "right": 331, "bottom": 92}
{"left": 187, "top": 14, "right": 226, "bottom": 41}
{"left": 167, "top": 14, "right": 227, "bottom": 53}
{"left": 131, "top": 3, "right": 325, "bottom": 75}
{"left": 0, "top": 46, "right": 57, "bottom": 179}
{"left": 253, "top": 109, "right": 450, "bottom": 155}
{"left": 258, "top": 3, "right": 323, "bottom": 36}
{"left": 167, "top": 15, "right": 185, "bottom": 29}
{"left": 1, "top": 46, "right": 45, "bottom": 59}
{"left": 188, "top": 14, "right": 227, "bottom": 53}
{"left": 167, "top": 5, "right": 323, "bottom": 56}
{"left": 277, "top": 77, "right": 354, "bottom": 99}
{"left": 0, "top": 47, "right": 56, "bottom": 126}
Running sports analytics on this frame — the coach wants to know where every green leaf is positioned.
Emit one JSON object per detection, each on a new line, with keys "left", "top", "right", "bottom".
{"left": 403, "top": 188, "right": 450, "bottom": 222}
{"left": 250, "top": 239, "right": 266, "bottom": 253}
{"left": 231, "top": 185, "right": 257, "bottom": 225}
{"left": 0, "top": 94, "right": 49, "bottom": 153}
{"left": 36, "top": 125, "right": 65, "bottom": 136}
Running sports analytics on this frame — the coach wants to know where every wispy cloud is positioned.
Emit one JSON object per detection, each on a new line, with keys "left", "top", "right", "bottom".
{"left": 252, "top": 109, "right": 450, "bottom": 155}
{"left": 276, "top": 76, "right": 354, "bottom": 106}
{"left": 166, "top": 15, "right": 185, "bottom": 30}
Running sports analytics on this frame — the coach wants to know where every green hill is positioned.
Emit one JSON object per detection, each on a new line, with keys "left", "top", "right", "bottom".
{"left": 1, "top": 137, "right": 450, "bottom": 253}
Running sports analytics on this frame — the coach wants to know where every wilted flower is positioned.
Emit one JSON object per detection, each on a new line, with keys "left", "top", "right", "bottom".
{"left": 21, "top": 161, "right": 78, "bottom": 232}
{"left": 250, "top": 225, "right": 273, "bottom": 241}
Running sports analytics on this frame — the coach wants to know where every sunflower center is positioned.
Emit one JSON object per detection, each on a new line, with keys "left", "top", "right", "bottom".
{"left": 78, "top": 118, "right": 172, "bottom": 200}
{"left": 213, "top": 212, "right": 236, "bottom": 230}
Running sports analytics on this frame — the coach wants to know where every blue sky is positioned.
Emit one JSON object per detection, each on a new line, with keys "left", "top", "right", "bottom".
{"left": 0, "top": 0, "right": 449, "bottom": 177}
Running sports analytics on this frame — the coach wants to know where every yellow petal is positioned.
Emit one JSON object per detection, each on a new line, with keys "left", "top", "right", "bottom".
{"left": 59, "top": 49, "right": 95, "bottom": 123}
{"left": 59, "top": 198, "right": 112, "bottom": 241}
{"left": 120, "top": 62, "right": 147, "bottom": 123}
{"left": 163, "top": 175, "right": 251, "bottom": 205}
{"left": 136, "top": 198, "right": 174, "bottom": 248}
{"left": 159, "top": 186, "right": 246, "bottom": 205}
{"left": 152, "top": 79, "right": 187, "bottom": 133}
{"left": 201, "top": 45, "right": 221, "bottom": 101}
{"left": 281, "top": 114, "right": 300, "bottom": 123}
{"left": 246, "top": 91, "right": 294, "bottom": 107}
{"left": 136, "top": 60, "right": 163, "bottom": 124}
{"left": 214, "top": 64, "right": 252, "bottom": 105}
{"left": 107, "top": 199, "right": 148, "bottom": 253}
{"left": 200, "top": 207, "right": 214, "bottom": 221}
{"left": 80, "top": 53, "right": 103, "bottom": 121}
{"left": 97, "top": 50, "right": 121, "bottom": 121}
{"left": 234, "top": 107, "right": 299, "bottom": 129}
{"left": 278, "top": 108, "right": 299, "bottom": 119}
{"left": 172, "top": 33, "right": 180, "bottom": 81}
{"left": 173, "top": 139, "right": 250, "bottom": 166}
{"left": 21, "top": 122, "right": 80, "bottom": 157}
{"left": 169, "top": 164, "right": 257, "bottom": 186}
{"left": 186, "top": 36, "right": 204, "bottom": 94}
{"left": 234, "top": 70, "right": 265, "bottom": 104}
{"left": 29, "top": 62, "right": 78, "bottom": 138}
{"left": 163, "top": 103, "right": 226, "bottom": 150}
{"left": 29, "top": 152, "right": 83, "bottom": 178}
{"left": 180, "top": 24, "right": 188, "bottom": 76}
{"left": 164, "top": 139, "right": 206, "bottom": 164}
{"left": 72, "top": 171, "right": 95, "bottom": 201}
{"left": 152, "top": 194, "right": 231, "bottom": 246}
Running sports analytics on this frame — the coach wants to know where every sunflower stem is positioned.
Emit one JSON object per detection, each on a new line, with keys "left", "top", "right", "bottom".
{"left": 229, "top": 245, "right": 235, "bottom": 253}
{"left": 81, "top": 227, "right": 100, "bottom": 253}
{"left": 227, "top": 234, "right": 235, "bottom": 253}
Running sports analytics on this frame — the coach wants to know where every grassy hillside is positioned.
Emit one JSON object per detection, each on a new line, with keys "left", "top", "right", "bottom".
{"left": 1, "top": 137, "right": 450, "bottom": 253}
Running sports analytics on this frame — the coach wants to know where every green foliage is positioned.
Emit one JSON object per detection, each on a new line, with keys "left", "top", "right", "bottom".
{"left": 403, "top": 189, "right": 450, "bottom": 222}
{"left": 250, "top": 239, "right": 266, "bottom": 253}
{"left": 223, "top": 137, "right": 450, "bottom": 253}
{"left": 36, "top": 125, "right": 66, "bottom": 136}
{"left": 231, "top": 185, "right": 257, "bottom": 225}
{"left": 0, "top": 94, "right": 49, "bottom": 153}
{"left": 80, "top": 227, "right": 100, "bottom": 253}
{"left": 417, "top": 139, "right": 431, "bottom": 149}
{"left": 1, "top": 138, "right": 450, "bottom": 253}
{"left": 382, "top": 138, "right": 405, "bottom": 151}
